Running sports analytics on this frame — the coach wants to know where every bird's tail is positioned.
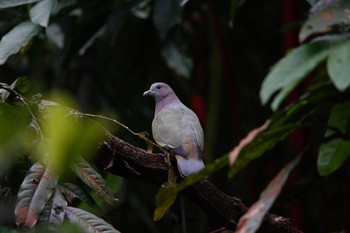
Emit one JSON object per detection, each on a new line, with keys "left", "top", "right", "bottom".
{"left": 175, "top": 155, "right": 205, "bottom": 177}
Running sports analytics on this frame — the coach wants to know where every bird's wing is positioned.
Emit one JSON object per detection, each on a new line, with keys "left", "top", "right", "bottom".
{"left": 152, "top": 106, "right": 183, "bottom": 149}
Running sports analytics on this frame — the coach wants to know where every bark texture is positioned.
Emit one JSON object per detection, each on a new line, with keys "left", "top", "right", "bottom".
{"left": 95, "top": 134, "right": 302, "bottom": 233}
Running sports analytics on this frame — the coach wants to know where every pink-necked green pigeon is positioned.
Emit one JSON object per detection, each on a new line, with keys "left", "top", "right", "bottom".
{"left": 143, "top": 82, "right": 205, "bottom": 177}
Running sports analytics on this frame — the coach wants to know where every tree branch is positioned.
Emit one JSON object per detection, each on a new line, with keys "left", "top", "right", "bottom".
{"left": 95, "top": 134, "right": 302, "bottom": 233}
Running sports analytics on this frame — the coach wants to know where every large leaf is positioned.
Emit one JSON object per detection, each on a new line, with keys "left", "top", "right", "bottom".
{"left": 154, "top": 167, "right": 177, "bottom": 221}
{"left": 161, "top": 42, "right": 193, "bottom": 78}
{"left": 40, "top": 98, "right": 104, "bottom": 174}
{"left": 153, "top": 0, "right": 181, "bottom": 39}
{"left": 24, "top": 165, "right": 58, "bottom": 227}
{"left": 231, "top": 82, "right": 339, "bottom": 178}
{"left": 30, "top": 0, "right": 56, "bottom": 28}
{"left": 15, "top": 162, "right": 45, "bottom": 226}
{"left": 260, "top": 41, "right": 329, "bottom": 111}
{"left": 66, "top": 206, "right": 120, "bottom": 233}
{"left": 48, "top": 187, "right": 67, "bottom": 230}
{"left": 318, "top": 102, "right": 350, "bottom": 176}
{"left": 300, "top": 1, "right": 350, "bottom": 42}
{"left": 71, "top": 156, "right": 118, "bottom": 205}
{"left": 236, "top": 156, "right": 300, "bottom": 233}
{"left": 0, "top": 21, "right": 41, "bottom": 65}
{"left": 327, "top": 40, "right": 350, "bottom": 91}
{"left": 0, "top": 0, "right": 41, "bottom": 8}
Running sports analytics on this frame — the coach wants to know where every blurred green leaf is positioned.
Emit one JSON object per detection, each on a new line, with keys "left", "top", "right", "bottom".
{"left": 153, "top": 0, "right": 181, "bottom": 39}
{"left": 260, "top": 41, "right": 329, "bottom": 111}
{"left": 0, "top": 101, "right": 28, "bottom": 145}
{"left": 236, "top": 155, "right": 300, "bottom": 233}
{"left": 39, "top": 95, "right": 104, "bottom": 174}
{"left": 300, "top": 1, "right": 350, "bottom": 42}
{"left": 318, "top": 102, "right": 350, "bottom": 176}
{"left": 0, "top": 21, "right": 41, "bottom": 65}
{"left": 29, "top": 0, "right": 56, "bottom": 28}
{"left": 71, "top": 156, "right": 118, "bottom": 206}
{"left": 0, "top": 0, "right": 41, "bottom": 8}
{"left": 66, "top": 206, "right": 120, "bottom": 233}
{"left": 327, "top": 40, "right": 350, "bottom": 91}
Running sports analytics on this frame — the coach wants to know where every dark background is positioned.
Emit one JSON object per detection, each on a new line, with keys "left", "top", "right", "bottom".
{"left": 0, "top": 0, "right": 349, "bottom": 232}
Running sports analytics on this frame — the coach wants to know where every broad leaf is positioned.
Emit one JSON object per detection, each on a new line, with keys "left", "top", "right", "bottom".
{"left": 66, "top": 206, "right": 120, "bottom": 233}
{"left": 229, "top": 121, "right": 269, "bottom": 165}
{"left": 154, "top": 167, "right": 177, "bottom": 221}
{"left": 48, "top": 187, "right": 67, "bottom": 230}
{"left": 0, "top": 0, "right": 41, "bottom": 8}
{"left": 46, "top": 23, "right": 64, "bottom": 49}
{"left": 236, "top": 156, "right": 300, "bottom": 233}
{"left": 318, "top": 102, "right": 350, "bottom": 176}
{"left": 10, "top": 76, "right": 31, "bottom": 94}
{"left": 24, "top": 165, "right": 58, "bottom": 227}
{"left": 71, "top": 156, "right": 118, "bottom": 205}
{"left": 0, "top": 21, "right": 40, "bottom": 65}
{"left": 15, "top": 162, "right": 45, "bottom": 226}
{"left": 153, "top": 0, "right": 181, "bottom": 39}
{"left": 260, "top": 41, "right": 329, "bottom": 111}
{"left": 300, "top": 1, "right": 350, "bottom": 42}
{"left": 161, "top": 42, "right": 193, "bottom": 78}
{"left": 30, "top": 0, "right": 56, "bottom": 28}
{"left": 327, "top": 40, "right": 350, "bottom": 91}
{"left": 231, "top": 82, "right": 339, "bottom": 178}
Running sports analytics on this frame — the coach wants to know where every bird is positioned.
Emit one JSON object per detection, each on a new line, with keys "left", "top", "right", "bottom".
{"left": 143, "top": 82, "right": 205, "bottom": 177}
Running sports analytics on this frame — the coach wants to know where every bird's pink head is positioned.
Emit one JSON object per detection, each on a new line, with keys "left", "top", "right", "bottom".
{"left": 143, "top": 82, "right": 179, "bottom": 113}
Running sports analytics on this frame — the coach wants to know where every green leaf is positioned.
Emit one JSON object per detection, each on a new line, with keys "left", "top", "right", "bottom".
{"left": 300, "top": 1, "right": 350, "bottom": 42}
{"left": 236, "top": 155, "right": 300, "bottom": 233}
{"left": 39, "top": 96, "right": 104, "bottom": 174}
{"left": 153, "top": 0, "right": 181, "bottom": 39}
{"left": 71, "top": 156, "right": 118, "bottom": 206}
{"left": 0, "top": 101, "right": 27, "bottom": 145}
{"left": 10, "top": 76, "right": 31, "bottom": 94}
{"left": 30, "top": 0, "right": 56, "bottom": 28}
{"left": 0, "top": 21, "right": 41, "bottom": 65}
{"left": 327, "top": 40, "right": 350, "bottom": 91}
{"left": 260, "top": 41, "right": 329, "bottom": 111}
{"left": 318, "top": 102, "right": 350, "bottom": 176}
{"left": 153, "top": 167, "right": 177, "bottom": 221}
{"left": 161, "top": 42, "right": 193, "bottom": 78}
{"left": 0, "top": 0, "right": 41, "bottom": 8}
{"left": 66, "top": 206, "right": 120, "bottom": 233}
{"left": 231, "top": 82, "right": 339, "bottom": 178}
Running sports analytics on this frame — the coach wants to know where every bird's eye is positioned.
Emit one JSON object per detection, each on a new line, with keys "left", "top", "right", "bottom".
{"left": 156, "top": 85, "right": 161, "bottom": 89}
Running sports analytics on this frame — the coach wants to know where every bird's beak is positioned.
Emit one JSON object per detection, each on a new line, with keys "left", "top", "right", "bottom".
{"left": 143, "top": 90, "right": 152, "bottom": 96}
